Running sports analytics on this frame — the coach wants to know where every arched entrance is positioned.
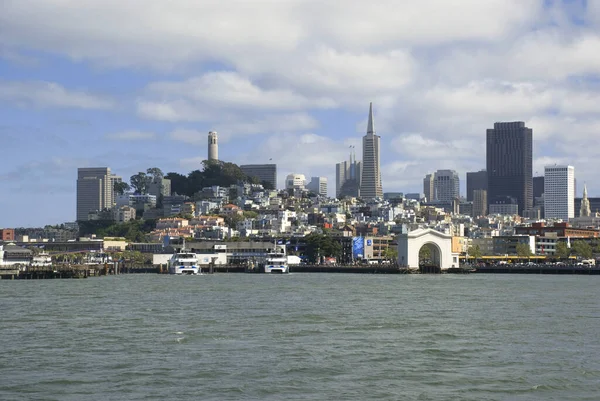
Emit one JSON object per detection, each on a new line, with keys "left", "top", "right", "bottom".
{"left": 397, "top": 228, "right": 458, "bottom": 272}
{"left": 418, "top": 242, "right": 442, "bottom": 274}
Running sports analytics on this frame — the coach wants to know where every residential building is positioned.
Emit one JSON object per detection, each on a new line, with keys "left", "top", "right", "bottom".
{"left": 360, "top": 103, "right": 383, "bottom": 199}
{"left": 488, "top": 196, "right": 519, "bottom": 216}
{"left": 466, "top": 170, "right": 487, "bottom": 201}
{"left": 147, "top": 178, "right": 171, "bottom": 198}
{"left": 433, "top": 169, "right": 459, "bottom": 202}
{"left": 0, "top": 228, "right": 15, "bottom": 241}
{"left": 208, "top": 131, "right": 218, "bottom": 161}
{"left": 307, "top": 176, "right": 328, "bottom": 197}
{"left": 544, "top": 165, "right": 575, "bottom": 220}
{"left": 486, "top": 121, "right": 533, "bottom": 215}
{"left": 240, "top": 164, "right": 277, "bottom": 189}
{"left": 423, "top": 173, "right": 435, "bottom": 202}
{"left": 114, "top": 206, "right": 136, "bottom": 223}
{"left": 472, "top": 189, "right": 488, "bottom": 217}
{"left": 76, "top": 167, "right": 117, "bottom": 221}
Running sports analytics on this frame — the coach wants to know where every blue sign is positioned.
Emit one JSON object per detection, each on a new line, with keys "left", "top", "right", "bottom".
{"left": 352, "top": 237, "right": 364, "bottom": 259}
{"left": 367, "top": 239, "right": 372, "bottom": 246}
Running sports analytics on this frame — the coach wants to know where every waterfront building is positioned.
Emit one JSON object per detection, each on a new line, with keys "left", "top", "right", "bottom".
{"left": 240, "top": 164, "right": 277, "bottom": 189}
{"left": 360, "top": 103, "right": 383, "bottom": 199}
{"left": 466, "top": 170, "right": 487, "bottom": 201}
{"left": 486, "top": 121, "right": 533, "bottom": 216}
{"left": 307, "top": 177, "right": 328, "bottom": 197}
{"left": 472, "top": 189, "right": 488, "bottom": 217}
{"left": 433, "top": 169, "right": 459, "bottom": 202}
{"left": 76, "top": 167, "right": 118, "bottom": 221}
{"left": 208, "top": 131, "right": 218, "bottom": 161}
{"left": 336, "top": 148, "right": 361, "bottom": 198}
{"left": 544, "top": 165, "right": 575, "bottom": 220}
{"left": 423, "top": 173, "right": 435, "bottom": 202}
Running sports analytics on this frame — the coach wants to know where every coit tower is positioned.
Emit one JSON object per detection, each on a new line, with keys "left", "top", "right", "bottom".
{"left": 208, "top": 131, "right": 218, "bottom": 161}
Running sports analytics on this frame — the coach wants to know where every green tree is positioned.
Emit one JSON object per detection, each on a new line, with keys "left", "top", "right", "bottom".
{"left": 383, "top": 246, "right": 398, "bottom": 261}
{"left": 555, "top": 241, "right": 570, "bottom": 260}
{"left": 113, "top": 181, "right": 131, "bottom": 195}
{"left": 304, "top": 233, "right": 342, "bottom": 263}
{"left": 165, "top": 172, "right": 188, "bottom": 195}
{"left": 243, "top": 211, "right": 258, "bottom": 219}
{"left": 146, "top": 167, "right": 164, "bottom": 181}
{"left": 468, "top": 245, "right": 482, "bottom": 264}
{"left": 261, "top": 180, "right": 274, "bottom": 190}
{"left": 571, "top": 240, "right": 592, "bottom": 259}
{"left": 130, "top": 172, "right": 151, "bottom": 194}
{"left": 419, "top": 246, "right": 431, "bottom": 263}
{"left": 516, "top": 243, "right": 532, "bottom": 261}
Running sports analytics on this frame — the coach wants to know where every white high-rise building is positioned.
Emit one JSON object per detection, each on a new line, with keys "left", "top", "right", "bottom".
{"left": 208, "top": 131, "right": 218, "bottom": 161}
{"left": 423, "top": 173, "right": 435, "bottom": 202}
{"left": 433, "top": 169, "right": 460, "bottom": 202}
{"left": 307, "top": 177, "right": 328, "bottom": 197}
{"left": 76, "top": 167, "right": 118, "bottom": 221}
{"left": 544, "top": 165, "right": 575, "bottom": 220}
{"left": 360, "top": 103, "right": 383, "bottom": 199}
{"left": 285, "top": 173, "right": 306, "bottom": 190}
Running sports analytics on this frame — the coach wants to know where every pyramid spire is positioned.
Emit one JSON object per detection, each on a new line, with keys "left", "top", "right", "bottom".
{"left": 583, "top": 183, "right": 588, "bottom": 198}
{"left": 367, "top": 102, "right": 375, "bottom": 134}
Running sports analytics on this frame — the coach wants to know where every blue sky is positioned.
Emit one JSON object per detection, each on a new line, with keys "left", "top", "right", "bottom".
{"left": 1, "top": 0, "right": 599, "bottom": 227}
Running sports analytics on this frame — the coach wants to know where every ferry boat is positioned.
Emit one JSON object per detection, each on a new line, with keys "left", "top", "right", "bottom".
{"left": 168, "top": 252, "right": 200, "bottom": 275}
{"left": 262, "top": 244, "right": 289, "bottom": 274}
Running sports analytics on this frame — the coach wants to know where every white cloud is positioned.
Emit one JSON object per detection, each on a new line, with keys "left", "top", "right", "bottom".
{"left": 0, "top": 80, "right": 113, "bottom": 109}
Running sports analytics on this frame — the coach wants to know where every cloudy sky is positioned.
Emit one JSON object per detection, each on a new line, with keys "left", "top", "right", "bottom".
{"left": 1, "top": 0, "right": 599, "bottom": 227}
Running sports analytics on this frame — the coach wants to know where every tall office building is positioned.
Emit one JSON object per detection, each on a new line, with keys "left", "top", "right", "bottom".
{"left": 473, "top": 189, "right": 488, "bottom": 217}
{"left": 360, "top": 103, "right": 383, "bottom": 199}
{"left": 240, "top": 164, "right": 277, "bottom": 189}
{"left": 423, "top": 173, "right": 435, "bottom": 202}
{"left": 307, "top": 177, "right": 328, "bottom": 197}
{"left": 208, "top": 131, "right": 218, "bottom": 161}
{"left": 466, "top": 170, "right": 487, "bottom": 201}
{"left": 544, "top": 165, "right": 575, "bottom": 220}
{"left": 433, "top": 169, "right": 460, "bottom": 202}
{"left": 76, "top": 167, "right": 118, "bottom": 221}
{"left": 336, "top": 147, "right": 361, "bottom": 198}
{"left": 486, "top": 121, "right": 533, "bottom": 216}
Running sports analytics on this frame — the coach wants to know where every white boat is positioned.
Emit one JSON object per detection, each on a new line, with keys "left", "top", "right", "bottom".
{"left": 168, "top": 252, "right": 200, "bottom": 275}
{"left": 32, "top": 252, "right": 52, "bottom": 267}
{"left": 262, "top": 244, "right": 289, "bottom": 274}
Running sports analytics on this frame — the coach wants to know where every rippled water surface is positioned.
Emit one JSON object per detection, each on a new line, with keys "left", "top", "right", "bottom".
{"left": 1, "top": 274, "right": 599, "bottom": 400}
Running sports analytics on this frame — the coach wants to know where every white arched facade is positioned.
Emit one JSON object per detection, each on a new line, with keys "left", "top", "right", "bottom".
{"left": 397, "top": 228, "right": 458, "bottom": 270}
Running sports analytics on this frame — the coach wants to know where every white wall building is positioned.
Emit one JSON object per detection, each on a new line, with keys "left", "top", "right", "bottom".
{"left": 285, "top": 173, "right": 306, "bottom": 190}
{"left": 433, "top": 169, "right": 460, "bottom": 202}
{"left": 544, "top": 165, "right": 575, "bottom": 220}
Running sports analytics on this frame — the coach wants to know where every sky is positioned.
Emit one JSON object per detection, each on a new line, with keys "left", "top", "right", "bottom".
{"left": 1, "top": 0, "right": 600, "bottom": 227}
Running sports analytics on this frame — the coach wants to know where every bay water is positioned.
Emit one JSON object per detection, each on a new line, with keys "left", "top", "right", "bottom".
{"left": 1, "top": 274, "right": 599, "bottom": 400}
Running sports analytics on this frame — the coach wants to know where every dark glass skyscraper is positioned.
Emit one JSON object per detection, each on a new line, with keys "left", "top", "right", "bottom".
{"left": 466, "top": 170, "right": 487, "bottom": 201}
{"left": 486, "top": 122, "right": 532, "bottom": 216}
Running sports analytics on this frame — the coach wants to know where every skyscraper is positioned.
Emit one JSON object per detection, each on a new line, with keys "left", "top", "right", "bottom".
{"left": 433, "top": 169, "right": 460, "bottom": 202}
{"left": 336, "top": 146, "right": 361, "bottom": 198}
{"left": 423, "top": 173, "right": 435, "bottom": 202}
{"left": 486, "top": 121, "right": 533, "bottom": 216}
{"left": 544, "top": 165, "right": 575, "bottom": 220}
{"left": 240, "top": 164, "right": 277, "bottom": 189}
{"left": 360, "top": 103, "right": 383, "bottom": 199}
{"left": 307, "top": 177, "right": 328, "bottom": 197}
{"left": 208, "top": 131, "right": 218, "bottom": 161}
{"left": 76, "top": 167, "right": 117, "bottom": 221}
{"left": 466, "top": 170, "right": 487, "bottom": 201}
{"left": 473, "top": 189, "right": 488, "bottom": 217}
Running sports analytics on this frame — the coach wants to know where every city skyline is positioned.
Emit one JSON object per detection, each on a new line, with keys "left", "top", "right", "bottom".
{"left": 1, "top": 1, "right": 599, "bottom": 226}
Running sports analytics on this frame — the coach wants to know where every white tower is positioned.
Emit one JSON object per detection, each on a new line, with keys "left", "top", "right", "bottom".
{"left": 544, "top": 165, "right": 575, "bottom": 220}
{"left": 208, "top": 131, "right": 218, "bottom": 161}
